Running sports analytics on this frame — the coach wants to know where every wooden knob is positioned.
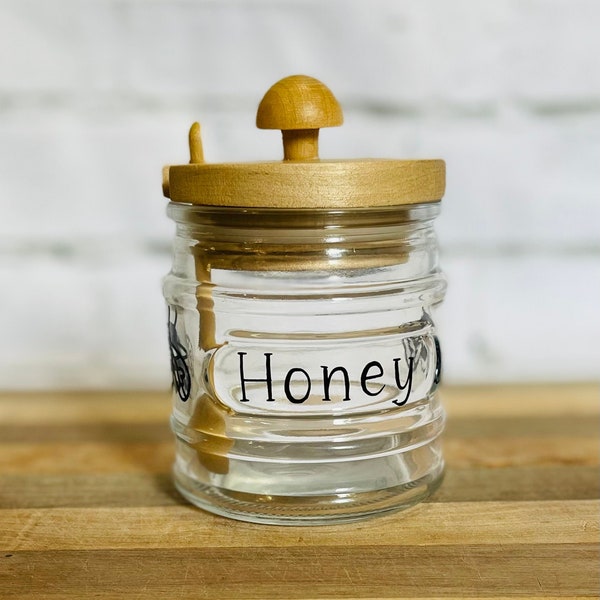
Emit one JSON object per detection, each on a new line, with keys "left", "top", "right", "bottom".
{"left": 256, "top": 75, "right": 343, "bottom": 161}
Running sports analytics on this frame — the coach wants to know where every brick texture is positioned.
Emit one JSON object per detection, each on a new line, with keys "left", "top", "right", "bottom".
{"left": 0, "top": 0, "right": 598, "bottom": 388}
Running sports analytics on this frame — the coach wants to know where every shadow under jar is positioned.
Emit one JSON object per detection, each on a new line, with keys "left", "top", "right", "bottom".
{"left": 161, "top": 75, "right": 447, "bottom": 525}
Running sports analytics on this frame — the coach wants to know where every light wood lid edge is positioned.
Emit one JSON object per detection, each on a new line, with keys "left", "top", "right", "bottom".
{"left": 167, "top": 159, "right": 445, "bottom": 208}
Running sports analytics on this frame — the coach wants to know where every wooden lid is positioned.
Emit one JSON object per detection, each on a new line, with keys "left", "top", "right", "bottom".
{"left": 163, "top": 75, "right": 445, "bottom": 208}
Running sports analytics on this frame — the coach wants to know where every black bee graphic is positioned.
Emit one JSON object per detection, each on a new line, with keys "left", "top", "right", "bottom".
{"left": 433, "top": 335, "right": 442, "bottom": 387}
{"left": 168, "top": 307, "right": 191, "bottom": 402}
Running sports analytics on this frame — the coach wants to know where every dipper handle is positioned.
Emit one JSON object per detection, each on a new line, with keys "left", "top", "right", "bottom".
{"left": 256, "top": 75, "right": 343, "bottom": 161}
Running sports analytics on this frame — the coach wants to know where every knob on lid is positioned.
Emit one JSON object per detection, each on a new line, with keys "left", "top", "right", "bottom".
{"left": 163, "top": 75, "right": 445, "bottom": 208}
{"left": 256, "top": 75, "right": 343, "bottom": 161}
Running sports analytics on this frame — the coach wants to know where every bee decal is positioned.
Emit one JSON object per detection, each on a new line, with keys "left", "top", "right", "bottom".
{"left": 168, "top": 307, "right": 191, "bottom": 402}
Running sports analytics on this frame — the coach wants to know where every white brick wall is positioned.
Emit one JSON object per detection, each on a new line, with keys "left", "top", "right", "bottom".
{"left": 1, "top": 0, "right": 599, "bottom": 389}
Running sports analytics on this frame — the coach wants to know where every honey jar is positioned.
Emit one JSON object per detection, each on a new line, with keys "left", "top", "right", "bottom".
{"left": 162, "top": 75, "right": 446, "bottom": 524}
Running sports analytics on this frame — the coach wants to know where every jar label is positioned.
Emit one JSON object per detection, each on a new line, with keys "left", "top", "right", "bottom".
{"left": 205, "top": 333, "right": 441, "bottom": 416}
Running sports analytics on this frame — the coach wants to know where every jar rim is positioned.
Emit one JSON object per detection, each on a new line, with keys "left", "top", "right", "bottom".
{"left": 167, "top": 200, "right": 442, "bottom": 230}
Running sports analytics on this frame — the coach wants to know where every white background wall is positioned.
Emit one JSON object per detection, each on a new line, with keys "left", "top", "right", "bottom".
{"left": 0, "top": 0, "right": 598, "bottom": 389}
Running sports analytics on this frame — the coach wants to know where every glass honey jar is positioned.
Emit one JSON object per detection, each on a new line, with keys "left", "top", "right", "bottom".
{"left": 162, "top": 75, "right": 447, "bottom": 525}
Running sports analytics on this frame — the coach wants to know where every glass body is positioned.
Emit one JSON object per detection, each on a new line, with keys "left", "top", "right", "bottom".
{"left": 163, "top": 202, "right": 446, "bottom": 525}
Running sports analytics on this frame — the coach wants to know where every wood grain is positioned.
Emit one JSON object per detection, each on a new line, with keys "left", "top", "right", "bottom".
{"left": 1, "top": 501, "right": 597, "bottom": 551}
{"left": 0, "top": 384, "right": 598, "bottom": 599}
{"left": 1, "top": 466, "right": 597, "bottom": 509}
{"left": 2, "top": 546, "right": 598, "bottom": 599}
{"left": 167, "top": 159, "right": 446, "bottom": 207}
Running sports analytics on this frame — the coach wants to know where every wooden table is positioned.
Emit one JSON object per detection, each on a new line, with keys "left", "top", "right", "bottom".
{"left": 1, "top": 384, "right": 598, "bottom": 599}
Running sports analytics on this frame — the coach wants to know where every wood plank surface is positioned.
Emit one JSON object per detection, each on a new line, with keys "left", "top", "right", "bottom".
{"left": 0, "top": 383, "right": 598, "bottom": 599}
{"left": 1, "top": 501, "right": 598, "bottom": 550}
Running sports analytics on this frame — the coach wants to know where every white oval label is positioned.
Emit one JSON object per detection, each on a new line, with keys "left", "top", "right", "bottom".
{"left": 206, "top": 332, "right": 440, "bottom": 416}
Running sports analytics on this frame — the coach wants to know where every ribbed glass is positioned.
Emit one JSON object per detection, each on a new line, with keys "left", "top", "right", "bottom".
{"left": 163, "top": 203, "right": 446, "bottom": 524}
